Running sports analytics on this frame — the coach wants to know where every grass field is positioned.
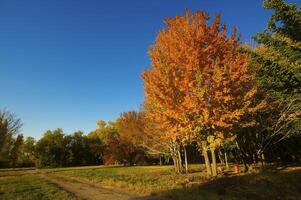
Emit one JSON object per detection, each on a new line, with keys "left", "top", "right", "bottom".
{"left": 45, "top": 165, "right": 207, "bottom": 194}
{"left": 45, "top": 164, "right": 301, "bottom": 200}
{"left": 0, "top": 169, "right": 81, "bottom": 200}
{"left": 1, "top": 165, "right": 301, "bottom": 200}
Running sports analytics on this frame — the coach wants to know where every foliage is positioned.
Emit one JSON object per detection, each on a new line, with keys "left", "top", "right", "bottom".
{"left": 253, "top": 0, "right": 301, "bottom": 99}
{"left": 142, "top": 9, "right": 266, "bottom": 175}
{"left": 237, "top": 0, "right": 301, "bottom": 167}
{"left": 18, "top": 137, "right": 36, "bottom": 167}
{"left": 35, "top": 129, "right": 104, "bottom": 167}
{"left": 0, "top": 110, "right": 22, "bottom": 166}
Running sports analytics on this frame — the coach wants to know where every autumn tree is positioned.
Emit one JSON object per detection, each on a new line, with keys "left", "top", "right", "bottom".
{"left": 118, "top": 110, "right": 170, "bottom": 164}
{"left": 118, "top": 111, "right": 146, "bottom": 145}
{"left": 143, "top": 9, "right": 265, "bottom": 176}
{"left": 89, "top": 120, "right": 119, "bottom": 144}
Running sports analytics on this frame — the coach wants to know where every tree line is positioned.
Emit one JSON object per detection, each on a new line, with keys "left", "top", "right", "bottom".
{"left": 0, "top": 116, "right": 154, "bottom": 168}
{"left": 0, "top": 0, "right": 300, "bottom": 176}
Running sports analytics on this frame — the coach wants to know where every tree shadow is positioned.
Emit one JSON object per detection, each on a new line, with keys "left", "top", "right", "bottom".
{"left": 132, "top": 167, "right": 301, "bottom": 200}
{"left": 0, "top": 168, "right": 34, "bottom": 172}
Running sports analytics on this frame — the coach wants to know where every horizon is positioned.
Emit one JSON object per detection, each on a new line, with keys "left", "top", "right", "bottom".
{"left": 1, "top": 0, "right": 298, "bottom": 139}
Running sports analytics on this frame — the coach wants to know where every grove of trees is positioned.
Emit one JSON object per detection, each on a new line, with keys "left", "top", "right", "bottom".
{"left": 0, "top": 0, "right": 300, "bottom": 178}
{"left": 139, "top": 0, "right": 301, "bottom": 176}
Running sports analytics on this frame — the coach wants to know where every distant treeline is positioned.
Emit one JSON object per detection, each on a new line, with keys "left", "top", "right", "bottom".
{"left": 0, "top": 116, "right": 159, "bottom": 168}
{"left": 0, "top": 110, "right": 204, "bottom": 168}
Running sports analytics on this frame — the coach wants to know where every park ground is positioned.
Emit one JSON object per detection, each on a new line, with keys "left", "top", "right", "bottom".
{"left": 0, "top": 164, "right": 301, "bottom": 200}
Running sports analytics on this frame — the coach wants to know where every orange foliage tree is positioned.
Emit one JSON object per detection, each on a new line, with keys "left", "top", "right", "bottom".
{"left": 118, "top": 110, "right": 169, "bottom": 155}
{"left": 142, "top": 9, "right": 265, "bottom": 176}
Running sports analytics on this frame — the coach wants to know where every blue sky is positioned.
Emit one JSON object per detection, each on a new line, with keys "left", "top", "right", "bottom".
{"left": 0, "top": 0, "right": 298, "bottom": 138}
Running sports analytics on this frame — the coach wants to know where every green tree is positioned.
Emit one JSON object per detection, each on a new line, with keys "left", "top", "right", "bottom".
{"left": 9, "top": 134, "right": 24, "bottom": 167}
{"left": 35, "top": 129, "right": 66, "bottom": 167}
{"left": 86, "top": 135, "right": 105, "bottom": 164}
{"left": 250, "top": 0, "right": 301, "bottom": 158}
{"left": 253, "top": 0, "right": 301, "bottom": 99}
{"left": 233, "top": 0, "right": 301, "bottom": 168}
{"left": 18, "top": 137, "right": 36, "bottom": 167}
{"left": 89, "top": 120, "right": 118, "bottom": 144}
{"left": 64, "top": 131, "right": 104, "bottom": 166}
{"left": 0, "top": 109, "right": 22, "bottom": 167}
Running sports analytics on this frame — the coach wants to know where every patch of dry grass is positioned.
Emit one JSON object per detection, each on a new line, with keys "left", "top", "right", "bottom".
{"left": 45, "top": 164, "right": 301, "bottom": 200}
{"left": 0, "top": 169, "right": 82, "bottom": 200}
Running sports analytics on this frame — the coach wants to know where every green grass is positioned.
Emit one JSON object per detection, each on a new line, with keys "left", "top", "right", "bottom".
{"left": 0, "top": 168, "right": 34, "bottom": 177}
{"left": 45, "top": 165, "right": 208, "bottom": 194}
{"left": 0, "top": 170, "right": 81, "bottom": 200}
{"left": 46, "top": 164, "right": 301, "bottom": 200}
{"left": 1, "top": 165, "right": 301, "bottom": 200}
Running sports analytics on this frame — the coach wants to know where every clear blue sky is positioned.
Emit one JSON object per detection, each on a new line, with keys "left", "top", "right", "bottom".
{"left": 0, "top": 0, "right": 298, "bottom": 139}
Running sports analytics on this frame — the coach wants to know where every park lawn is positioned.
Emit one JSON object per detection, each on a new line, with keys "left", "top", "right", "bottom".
{"left": 0, "top": 169, "right": 81, "bottom": 200}
{"left": 45, "top": 164, "right": 301, "bottom": 200}
{"left": 45, "top": 165, "right": 207, "bottom": 194}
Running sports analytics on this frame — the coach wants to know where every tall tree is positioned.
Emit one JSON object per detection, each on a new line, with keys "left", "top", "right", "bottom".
{"left": 18, "top": 137, "right": 36, "bottom": 167}
{"left": 142, "top": 9, "right": 264, "bottom": 175}
{"left": 249, "top": 0, "right": 301, "bottom": 157}
{"left": 0, "top": 109, "right": 22, "bottom": 166}
{"left": 9, "top": 134, "right": 24, "bottom": 167}
{"left": 35, "top": 129, "right": 66, "bottom": 167}
{"left": 118, "top": 110, "right": 168, "bottom": 157}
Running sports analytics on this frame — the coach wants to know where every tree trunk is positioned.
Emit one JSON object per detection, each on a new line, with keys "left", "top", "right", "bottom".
{"left": 211, "top": 147, "right": 217, "bottom": 177}
{"left": 177, "top": 145, "right": 183, "bottom": 173}
{"left": 202, "top": 143, "right": 212, "bottom": 177}
{"left": 159, "top": 155, "right": 162, "bottom": 166}
{"left": 218, "top": 149, "right": 224, "bottom": 165}
{"left": 243, "top": 162, "right": 249, "bottom": 172}
{"left": 225, "top": 151, "right": 229, "bottom": 170}
{"left": 171, "top": 144, "right": 179, "bottom": 173}
{"left": 172, "top": 156, "right": 179, "bottom": 173}
{"left": 184, "top": 146, "right": 188, "bottom": 173}
{"left": 261, "top": 152, "right": 265, "bottom": 169}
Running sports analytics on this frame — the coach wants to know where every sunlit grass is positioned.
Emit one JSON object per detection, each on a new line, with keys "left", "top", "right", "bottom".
{"left": 0, "top": 170, "right": 81, "bottom": 200}
{"left": 45, "top": 164, "right": 206, "bottom": 194}
{"left": 46, "top": 164, "right": 301, "bottom": 199}
{"left": 1, "top": 165, "right": 300, "bottom": 199}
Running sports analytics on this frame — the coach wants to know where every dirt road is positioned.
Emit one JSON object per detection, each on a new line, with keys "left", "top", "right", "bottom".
{"left": 34, "top": 171, "right": 160, "bottom": 200}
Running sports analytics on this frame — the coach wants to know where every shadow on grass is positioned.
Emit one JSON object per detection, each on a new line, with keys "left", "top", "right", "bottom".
{"left": 44, "top": 165, "right": 127, "bottom": 173}
{"left": 132, "top": 168, "right": 301, "bottom": 200}
{"left": 0, "top": 168, "right": 35, "bottom": 172}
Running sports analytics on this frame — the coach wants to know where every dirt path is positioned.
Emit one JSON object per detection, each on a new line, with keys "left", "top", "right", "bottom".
{"left": 33, "top": 171, "right": 160, "bottom": 200}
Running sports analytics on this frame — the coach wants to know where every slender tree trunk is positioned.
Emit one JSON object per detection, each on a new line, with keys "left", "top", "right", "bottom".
{"left": 235, "top": 140, "right": 248, "bottom": 172}
{"left": 211, "top": 147, "right": 217, "bottom": 177}
{"left": 261, "top": 153, "right": 265, "bottom": 169}
{"left": 159, "top": 155, "right": 162, "bottom": 166}
{"left": 218, "top": 149, "right": 224, "bottom": 165}
{"left": 225, "top": 151, "right": 229, "bottom": 170}
{"left": 202, "top": 143, "right": 212, "bottom": 177}
{"left": 177, "top": 145, "right": 183, "bottom": 173}
{"left": 171, "top": 144, "right": 179, "bottom": 173}
{"left": 184, "top": 146, "right": 188, "bottom": 173}
{"left": 166, "top": 156, "right": 170, "bottom": 164}
{"left": 243, "top": 162, "right": 248, "bottom": 172}
{"left": 172, "top": 156, "right": 179, "bottom": 173}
